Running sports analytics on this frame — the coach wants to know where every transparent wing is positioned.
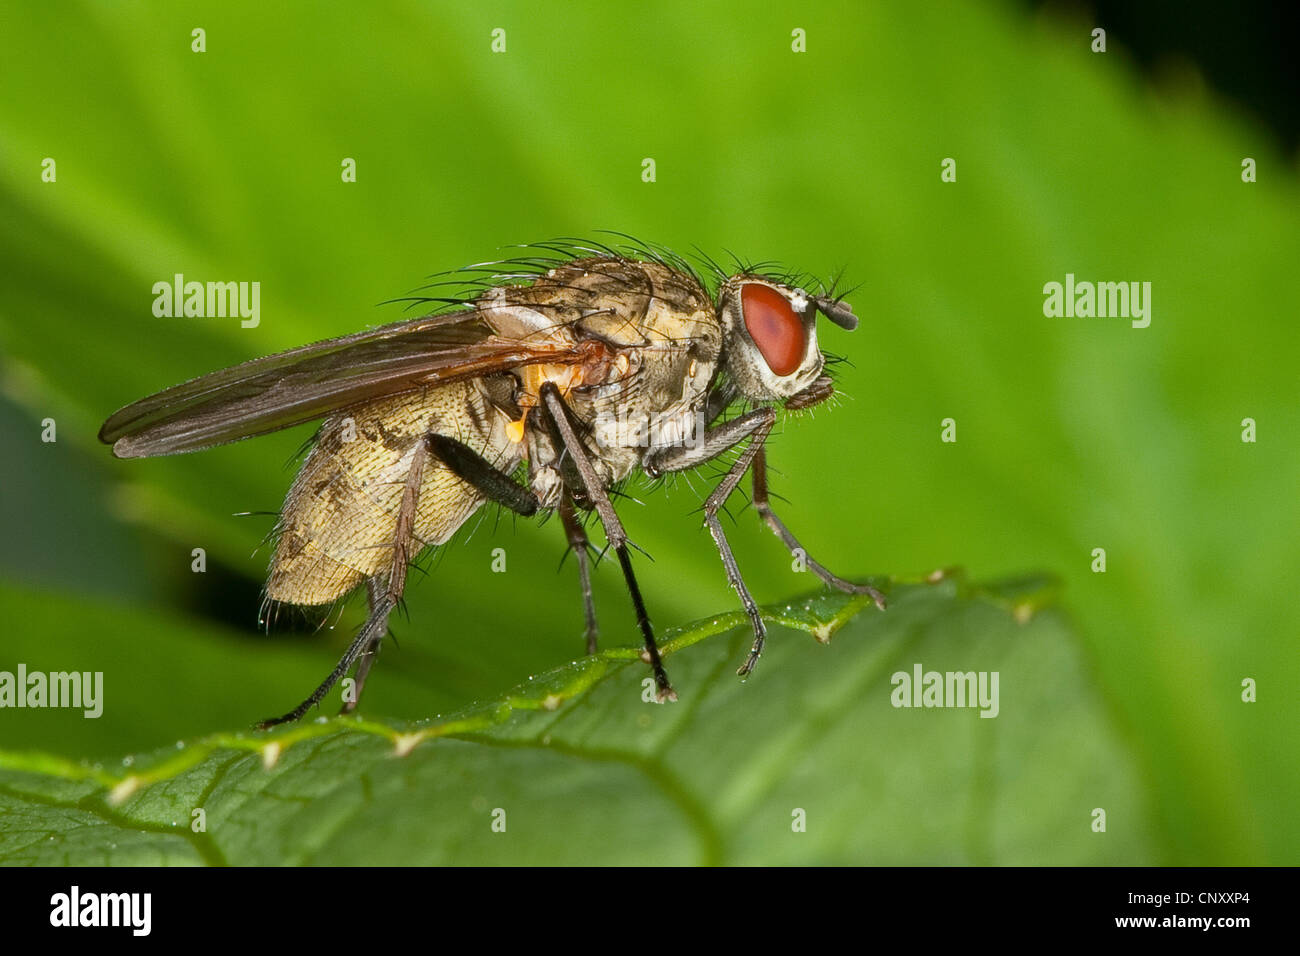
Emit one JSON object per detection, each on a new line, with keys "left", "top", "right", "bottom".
{"left": 99, "top": 310, "right": 578, "bottom": 458}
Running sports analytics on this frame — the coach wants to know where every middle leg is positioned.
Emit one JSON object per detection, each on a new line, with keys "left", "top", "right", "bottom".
{"left": 558, "top": 495, "right": 600, "bottom": 654}
{"left": 539, "top": 382, "right": 675, "bottom": 701}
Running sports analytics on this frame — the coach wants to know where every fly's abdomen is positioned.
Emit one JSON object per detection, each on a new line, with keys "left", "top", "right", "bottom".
{"left": 267, "top": 379, "right": 519, "bottom": 606}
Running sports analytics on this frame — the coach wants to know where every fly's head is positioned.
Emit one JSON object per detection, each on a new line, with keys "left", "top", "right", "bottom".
{"left": 716, "top": 275, "right": 859, "bottom": 404}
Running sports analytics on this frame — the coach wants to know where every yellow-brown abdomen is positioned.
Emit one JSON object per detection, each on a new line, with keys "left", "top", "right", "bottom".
{"left": 267, "top": 379, "right": 520, "bottom": 606}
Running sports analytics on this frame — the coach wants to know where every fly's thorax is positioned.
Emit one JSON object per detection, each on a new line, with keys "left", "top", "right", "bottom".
{"left": 574, "top": 260, "right": 723, "bottom": 457}
{"left": 586, "top": 347, "right": 716, "bottom": 456}
{"left": 521, "top": 395, "right": 642, "bottom": 499}
{"left": 484, "top": 255, "right": 725, "bottom": 484}
{"left": 563, "top": 317, "right": 720, "bottom": 473}
{"left": 486, "top": 257, "right": 715, "bottom": 347}
{"left": 485, "top": 256, "right": 720, "bottom": 382}
{"left": 267, "top": 379, "right": 520, "bottom": 606}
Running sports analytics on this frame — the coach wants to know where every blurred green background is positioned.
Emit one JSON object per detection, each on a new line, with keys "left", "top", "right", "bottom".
{"left": 0, "top": 0, "right": 1295, "bottom": 865}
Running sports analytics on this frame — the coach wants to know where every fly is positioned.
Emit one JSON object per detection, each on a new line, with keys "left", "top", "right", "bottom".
{"left": 98, "top": 237, "right": 886, "bottom": 726}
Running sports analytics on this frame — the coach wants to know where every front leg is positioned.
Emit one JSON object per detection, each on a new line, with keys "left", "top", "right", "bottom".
{"left": 645, "top": 407, "right": 776, "bottom": 675}
{"left": 752, "top": 445, "right": 886, "bottom": 610}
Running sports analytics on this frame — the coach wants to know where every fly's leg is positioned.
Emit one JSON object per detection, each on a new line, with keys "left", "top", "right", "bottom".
{"left": 261, "top": 433, "right": 538, "bottom": 728}
{"left": 347, "top": 438, "right": 537, "bottom": 715}
{"left": 762, "top": 376, "right": 887, "bottom": 608}
{"left": 752, "top": 445, "right": 886, "bottom": 610}
{"left": 559, "top": 495, "right": 599, "bottom": 654}
{"left": 341, "top": 577, "right": 386, "bottom": 715}
{"left": 538, "top": 382, "right": 676, "bottom": 702}
{"left": 425, "top": 434, "right": 539, "bottom": 517}
{"left": 645, "top": 407, "right": 775, "bottom": 676}
{"left": 259, "top": 438, "right": 430, "bottom": 728}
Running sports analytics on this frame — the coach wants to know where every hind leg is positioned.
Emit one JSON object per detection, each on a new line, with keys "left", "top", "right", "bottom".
{"left": 259, "top": 440, "right": 430, "bottom": 728}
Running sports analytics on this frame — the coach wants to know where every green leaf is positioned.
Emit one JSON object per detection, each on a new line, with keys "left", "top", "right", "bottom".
{"left": 0, "top": 573, "right": 1154, "bottom": 865}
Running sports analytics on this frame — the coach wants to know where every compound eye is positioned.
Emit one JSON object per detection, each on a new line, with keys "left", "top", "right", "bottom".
{"left": 741, "top": 283, "right": 806, "bottom": 376}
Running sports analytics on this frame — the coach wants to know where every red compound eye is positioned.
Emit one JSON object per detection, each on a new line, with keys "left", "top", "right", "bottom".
{"left": 741, "top": 283, "right": 806, "bottom": 376}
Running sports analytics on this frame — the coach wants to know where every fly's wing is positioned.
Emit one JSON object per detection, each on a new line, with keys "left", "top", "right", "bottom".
{"left": 100, "top": 310, "right": 580, "bottom": 458}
